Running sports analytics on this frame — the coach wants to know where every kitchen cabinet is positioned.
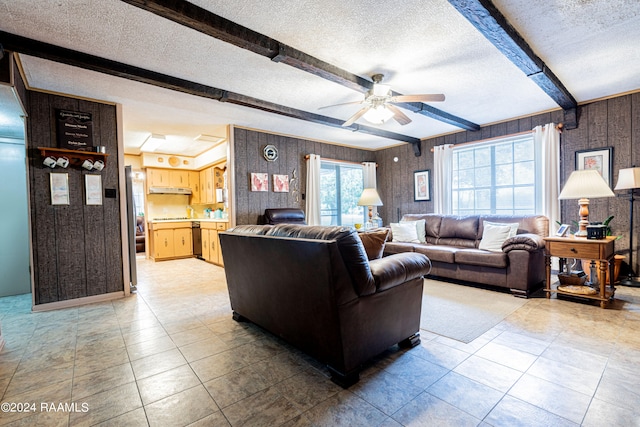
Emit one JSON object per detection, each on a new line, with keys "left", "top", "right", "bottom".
{"left": 201, "top": 167, "right": 214, "bottom": 204}
{"left": 149, "top": 221, "right": 193, "bottom": 261}
{"left": 147, "top": 168, "right": 191, "bottom": 193}
{"left": 147, "top": 168, "right": 170, "bottom": 187}
{"left": 189, "top": 171, "right": 201, "bottom": 204}
{"left": 170, "top": 170, "right": 189, "bottom": 188}
{"left": 201, "top": 222, "right": 228, "bottom": 265}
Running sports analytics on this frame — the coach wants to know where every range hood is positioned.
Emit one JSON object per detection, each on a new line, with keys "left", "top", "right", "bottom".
{"left": 148, "top": 186, "right": 192, "bottom": 195}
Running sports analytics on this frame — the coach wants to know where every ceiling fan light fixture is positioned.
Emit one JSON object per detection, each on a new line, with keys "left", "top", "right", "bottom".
{"left": 363, "top": 105, "right": 394, "bottom": 125}
{"left": 371, "top": 83, "right": 391, "bottom": 97}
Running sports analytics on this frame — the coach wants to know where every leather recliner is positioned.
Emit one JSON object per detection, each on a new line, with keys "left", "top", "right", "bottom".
{"left": 219, "top": 223, "right": 431, "bottom": 387}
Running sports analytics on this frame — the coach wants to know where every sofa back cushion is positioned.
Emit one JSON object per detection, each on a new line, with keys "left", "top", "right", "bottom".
{"left": 265, "top": 224, "right": 376, "bottom": 296}
{"left": 437, "top": 216, "right": 479, "bottom": 248}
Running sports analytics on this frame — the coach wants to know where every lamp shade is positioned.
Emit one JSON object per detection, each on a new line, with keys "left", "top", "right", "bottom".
{"left": 558, "top": 170, "right": 615, "bottom": 200}
{"left": 614, "top": 167, "right": 640, "bottom": 190}
{"left": 363, "top": 106, "right": 394, "bottom": 125}
{"left": 358, "top": 188, "right": 383, "bottom": 206}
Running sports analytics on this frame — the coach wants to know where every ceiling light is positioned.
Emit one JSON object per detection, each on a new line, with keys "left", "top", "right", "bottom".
{"left": 194, "top": 134, "right": 226, "bottom": 144}
{"left": 363, "top": 106, "right": 394, "bottom": 125}
{"left": 140, "top": 134, "right": 166, "bottom": 153}
{"left": 371, "top": 83, "right": 391, "bottom": 97}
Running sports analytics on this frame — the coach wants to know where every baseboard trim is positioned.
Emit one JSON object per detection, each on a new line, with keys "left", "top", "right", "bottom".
{"left": 32, "top": 291, "right": 126, "bottom": 312}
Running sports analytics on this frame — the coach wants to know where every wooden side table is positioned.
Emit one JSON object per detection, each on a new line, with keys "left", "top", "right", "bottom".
{"left": 544, "top": 235, "right": 616, "bottom": 308}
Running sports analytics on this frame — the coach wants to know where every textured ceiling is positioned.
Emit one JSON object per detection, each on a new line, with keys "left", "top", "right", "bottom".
{"left": 0, "top": 0, "right": 638, "bottom": 154}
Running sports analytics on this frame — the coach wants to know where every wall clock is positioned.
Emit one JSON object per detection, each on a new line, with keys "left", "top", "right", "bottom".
{"left": 263, "top": 144, "right": 278, "bottom": 162}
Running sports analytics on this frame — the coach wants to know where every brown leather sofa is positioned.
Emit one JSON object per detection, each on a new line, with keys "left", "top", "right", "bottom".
{"left": 385, "top": 214, "right": 549, "bottom": 297}
{"left": 135, "top": 216, "right": 145, "bottom": 253}
{"left": 219, "top": 224, "right": 431, "bottom": 387}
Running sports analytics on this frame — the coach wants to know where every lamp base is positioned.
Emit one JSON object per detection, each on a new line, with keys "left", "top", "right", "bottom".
{"left": 618, "top": 276, "right": 640, "bottom": 287}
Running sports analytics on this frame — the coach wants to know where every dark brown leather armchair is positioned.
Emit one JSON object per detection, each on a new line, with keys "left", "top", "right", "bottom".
{"left": 135, "top": 216, "right": 145, "bottom": 253}
{"left": 263, "top": 208, "right": 306, "bottom": 225}
{"left": 219, "top": 224, "right": 431, "bottom": 387}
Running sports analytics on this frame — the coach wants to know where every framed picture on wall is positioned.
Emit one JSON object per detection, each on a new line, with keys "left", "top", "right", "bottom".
{"left": 273, "top": 174, "right": 289, "bottom": 192}
{"left": 50, "top": 173, "right": 70, "bottom": 205}
{"left": 250, "top": 172, "right": 268, "bottom": 192}
{"left": 575, "top": 147, "right": 613, "bottom": 186}
{"left": 414, "top": 169, "right": 431, "bottom": 201}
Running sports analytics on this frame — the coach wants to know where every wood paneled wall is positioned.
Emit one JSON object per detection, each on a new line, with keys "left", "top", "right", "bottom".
{"left": 374, "top": 110, "right": 564, "bottom": 224}
{"left": 233, "top": 128, "right": 375, "bottom": 225}
{"left": 27, "top": 91, "right": 124, "bottom": 305}
{"left": 374, "top": 93, "right": 640, "bottom": 270}
{"left": 561, "top": 93, "right": 640, "bottom": 269}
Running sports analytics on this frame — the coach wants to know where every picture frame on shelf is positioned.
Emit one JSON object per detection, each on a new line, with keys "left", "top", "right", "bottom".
{"left": 414, "top": 169, "right": 431, "bottom": 201}
{"left": 575, "top": 147, "right": 613, "bottom": 186}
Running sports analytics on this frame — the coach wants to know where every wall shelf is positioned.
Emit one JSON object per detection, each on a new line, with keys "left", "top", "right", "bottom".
{"left": 38, "top": 147, "right": 108, "bottom": 169}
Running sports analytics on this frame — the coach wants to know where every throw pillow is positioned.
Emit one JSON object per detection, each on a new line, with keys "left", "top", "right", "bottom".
{"left": 358, "top": 229, "right": 390, "bottom": 260}
{"left": 484, "top": 221, "right": 519, "bottom": 238}
{"left": 478, "top": 222, "right": 513, "bottom": 252}
{"left": 400, "top": 219, "right": 427, "bottom": 243}
{"left": 390, "top": 222, "right": 420, "bottom": 243}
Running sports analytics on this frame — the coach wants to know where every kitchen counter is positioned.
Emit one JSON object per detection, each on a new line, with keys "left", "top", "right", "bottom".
{"left": 149, "top": 218, "right": 229, "bottom": 223}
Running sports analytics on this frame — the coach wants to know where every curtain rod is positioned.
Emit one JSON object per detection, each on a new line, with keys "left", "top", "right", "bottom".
{"left": 429, "top": 123, "right": 563, "bottom": 152}
{"left": 304, "top": 154, "right": 377, "bottom": 167}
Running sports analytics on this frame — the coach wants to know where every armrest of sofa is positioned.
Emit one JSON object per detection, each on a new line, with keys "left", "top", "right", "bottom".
{"left": 369, "top": 252, "right": 431, "bottom": 292}
{"left": 502, "top": 233, "right": 545, "bottom": 253}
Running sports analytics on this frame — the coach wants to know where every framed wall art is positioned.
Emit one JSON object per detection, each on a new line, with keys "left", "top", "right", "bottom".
{"left": 50, "top": 173, "right": 70, "bottom": 205}
{"left": 250, "top": 172, "right": 268, "bottom": 192}
{"left": 273, "top": 174, "right": 289, "bottom": 192}
{"left": 414, "top": 169, "right": 431, "bottom": 201}
{"left": 575, "top": 147, "right": 613, "bottom": 186}
{"left": 85, "top": 174, "right": 103, "bottom": 205}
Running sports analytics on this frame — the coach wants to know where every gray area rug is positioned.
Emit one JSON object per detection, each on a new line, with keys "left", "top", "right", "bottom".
{"left": 420, "top": 279, "right": 528, "bottom": 343}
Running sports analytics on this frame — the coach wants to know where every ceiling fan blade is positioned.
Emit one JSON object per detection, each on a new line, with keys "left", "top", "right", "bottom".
{"left": 391, "top": 94, "right": 445, "bottom": 103}
{"left": 318, "top": 100, "right": 363, "bottom": 110}
{"left": 342, "top": 106, "right": 370, "bottom": 127}
{"left": 386, "top": 104, "right": 412, "bottom": 126}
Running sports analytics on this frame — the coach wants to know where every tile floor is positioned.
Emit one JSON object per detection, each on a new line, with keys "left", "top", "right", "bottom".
{"left": 1, "top": 257, "right": 639, "bottom": 426}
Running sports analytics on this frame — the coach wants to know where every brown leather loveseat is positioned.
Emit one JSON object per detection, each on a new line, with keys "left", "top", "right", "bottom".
{"left": 385, "top": 214, "right": 549, "bottom": 297}
{"left": 219, "top": 224, "right": 431, "bottom": 387}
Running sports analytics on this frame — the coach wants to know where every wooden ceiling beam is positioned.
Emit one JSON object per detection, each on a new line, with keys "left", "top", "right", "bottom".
{"left": 448, "top": 0, "right": 577, "bottom": 111}
{"left": 121, "top": 0, "right": 479, "bottom": 131}
{"left": 0, "top": 30, "right": 422, "bottom": 148}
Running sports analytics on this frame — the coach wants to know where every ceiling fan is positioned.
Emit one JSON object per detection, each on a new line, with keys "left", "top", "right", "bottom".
{"left": 320, "top": 74, "right": 445, "bottom": 127}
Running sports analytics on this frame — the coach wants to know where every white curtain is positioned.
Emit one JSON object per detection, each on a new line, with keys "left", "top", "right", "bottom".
{"left": 433, "top": 144, "right": 454, "bottom": 214}
{"left": 362, "top": 162, "right": 378, "bottom": 217}
{"left": 534, "top": 123, "right": 561, "bottom": 235}
{"left": 305, "top": 154, "right": 322, "bottom": 225}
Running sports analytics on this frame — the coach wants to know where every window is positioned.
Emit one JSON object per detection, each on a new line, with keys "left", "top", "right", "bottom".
{"left": 320, "top": 161, "right": 366, "bottom": 226}
{"left": 452, "top": 134, "right": 540, "bottom": 215}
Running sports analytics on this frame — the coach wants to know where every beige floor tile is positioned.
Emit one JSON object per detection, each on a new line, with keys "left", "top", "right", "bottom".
{"left": 474, "top": 341, "right": 538, "bottom": 371}
{"left": 189, "top": 349, "right": 248, "bottom": 383}
{"left": 168, "top": 325, "right": 215, "bottom": 347}
{"left": 72, "top": 362, "right": 135, "bottom": 400}
{"left": 453, "top": 354, "right": 522, "bottom": 393}
{"left": 4, "top": 361, "right": 74, "bottom": 397}
{"left": 92, "top": 407, "right": 149, "bottom": 427}
{"left": 390, "top": 391, "right": 480, "bottom": 427}
{"left": 178, "top": 335, "right": 230, "bottom": 363}
{"left": 130, "top": 348, "right": 187, "bottom": 380}
{"left": 411, "top": 339, "right": 471, "bottom": 370}
{"left": 221, "top": 386, "right": 301, "bottom": 426}
{"left": 125, "top": 335, "right": 176, "bottom": 361}
{"left": 485, "top": 395, "right": 578, "bottom": 427}
{"left": 144, "top": 384, "right": 219, "bottom": 427}
{"left": 508, "top": 373, "right": 591, "bottom": 424}
{"left": 137, "top": 364, "right": 200, "bottom": 405}
{"left": 203, "top": 365, "right": 271, "bottom": 409}
{"left": 0, "top": 379, "right": 72, "bottom": 425}
{"left": 73, "top": 345, "right": 130, "bottom": 378}
{"left": 68, "top": 382, "right": 142, "bottom": 427}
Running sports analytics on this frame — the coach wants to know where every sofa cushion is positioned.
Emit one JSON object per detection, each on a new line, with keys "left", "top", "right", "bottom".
{"left": 455, "top": 248, "right": 509, "bottom": 268}
{"left": 400, "top": 219, "right": 426, "bottom": 243}
{"left": 390, "top": 222, "right": 420, "bottom": 243}
{"left": 383, "top": 241, "right": 416, "bottom": 255}
{"left": 358, "top": 229, "right": 390, "bottom": 260}
{"left": 484, "top": 221, "right": 519, "bottom": 238}
{"left": 414, "top": 245, "right": 457, "bottom": 263}
{"left": 478, "top": 222, "right": 513, "bottom": 252}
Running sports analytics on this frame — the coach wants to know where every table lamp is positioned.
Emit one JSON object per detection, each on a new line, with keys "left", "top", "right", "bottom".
{"left": 358, "top": 188, "right": 383, "bottom": 226}
{"left": 614, "top": 167, "right": 640, "bottom": 287}
{"left": 558, "top": 169, "right": 615, "bottom": 237}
